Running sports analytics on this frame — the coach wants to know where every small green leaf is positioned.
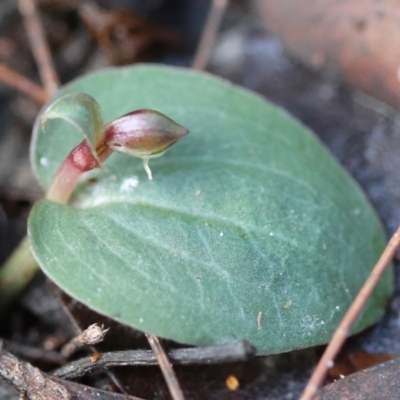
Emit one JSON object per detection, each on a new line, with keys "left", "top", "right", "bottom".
{"left": 29, "top": 65, "right": 393, "bottom": 354}
{"left": 37, "top": 92, "right": 104, "bottom": 162}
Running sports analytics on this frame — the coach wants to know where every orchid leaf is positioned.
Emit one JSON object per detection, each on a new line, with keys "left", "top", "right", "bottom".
{"left": 28, "top": 65, "right": 393, "bottom": 354}
{"left": 35, "top": 92, "right": 104, "bottom": 163}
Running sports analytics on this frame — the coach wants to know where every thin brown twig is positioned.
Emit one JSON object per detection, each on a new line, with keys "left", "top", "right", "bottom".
{"left": 146, "top": 334, "right": 185, "bottom": 400}
{"left": 300, "top": 225, "right": 400, "bottom": 400}
{"left": 17, "top": 0, "right": 59, "bottom": 96}
{"left": 0, "top": 63, "right": 49, "bottom": 104}
{"left": 192, "top": 0, "right": 229, "bottom": 71}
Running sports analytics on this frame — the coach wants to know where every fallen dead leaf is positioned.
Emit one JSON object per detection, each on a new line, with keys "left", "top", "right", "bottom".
{"left": 257, "top": 0, "right": 400, "bottom": 111}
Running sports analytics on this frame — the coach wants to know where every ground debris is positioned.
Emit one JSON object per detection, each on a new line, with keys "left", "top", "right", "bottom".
{"left": 0, "top": 340, "right": 144, "bottom": 400}
{"left": 316, "top": 356, "right": 400, "bottom": 399}
{"left": 0, "top": 340, "right": 70, "bottom": 399}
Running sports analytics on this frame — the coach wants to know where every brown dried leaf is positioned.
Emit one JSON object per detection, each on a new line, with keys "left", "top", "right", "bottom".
{"left": 317, "top": 356, "right": 400, "bottom": 399}
{"left": 257, "top": 0, "right": 400, "bottom": 111}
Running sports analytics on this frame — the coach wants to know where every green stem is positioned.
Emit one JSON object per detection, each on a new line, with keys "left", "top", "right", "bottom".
{"left": 0, "top": 237, "right": 39, "bottom": 309}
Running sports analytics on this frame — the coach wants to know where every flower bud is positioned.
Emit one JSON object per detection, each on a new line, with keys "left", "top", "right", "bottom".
{"left": 45, "top": 94, "right": 189, "bottom": 203}
{"left": 103, "top": 109, "right": 189, "bottom": 179}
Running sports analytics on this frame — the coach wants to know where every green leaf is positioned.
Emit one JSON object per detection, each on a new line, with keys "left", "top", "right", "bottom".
{"left": 29, "top": 65, "right": 393, "bottom": 354}
{"left": 35, "top": 92, "right": 104, "bottom": 163}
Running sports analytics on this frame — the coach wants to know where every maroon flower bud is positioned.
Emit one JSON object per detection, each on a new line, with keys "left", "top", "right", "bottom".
{"left": 103, "top": 109, "right": 189, "bottom": 179}
{"left": 43, "top": 92, "right": 189, "bottom": 203}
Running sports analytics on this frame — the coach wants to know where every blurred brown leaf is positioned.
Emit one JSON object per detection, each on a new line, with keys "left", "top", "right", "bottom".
{"left": 257, "top": 0, "right": 400, "bottom": 111}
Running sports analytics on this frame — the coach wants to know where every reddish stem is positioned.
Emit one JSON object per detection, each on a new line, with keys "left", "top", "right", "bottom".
{"left": 46, "top": 140, "right": 112, "bottom": 204}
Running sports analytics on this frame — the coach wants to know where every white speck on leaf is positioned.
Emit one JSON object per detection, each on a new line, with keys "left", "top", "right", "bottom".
{"left": 220, "top": 232, "right": 224, "bottom": 237}
{"left": 120, "top": 176, "right": 139, "bottom": 192}
{"left": 40, "top": 157, "right": 48, "bottom": 166}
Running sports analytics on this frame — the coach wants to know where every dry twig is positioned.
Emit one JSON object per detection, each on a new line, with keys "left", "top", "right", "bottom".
{"left": 300, "top": 225, "right": 400, "bottom": 400}
{"left": 17, "top": 0, "right": 59, "bottom": 96}
{"left": 61, "top": 323, "right": 109, "bottom": 358}
{"left": 53, "top": 340, "right": 255, "bottom": 380}
{"left": 192, "top": 0, "right": 229, "bottom": 71}
{"left": 146, "top": 334, "right": 185, "bottom": 400}
{"left": 0, "top": 63, "right": 49, "bottom": 104}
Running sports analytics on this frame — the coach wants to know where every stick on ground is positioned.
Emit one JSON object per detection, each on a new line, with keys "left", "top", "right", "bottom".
{"left": 53, "top": 340, "right": 255, "bottom": 380}
{"left": 146, "top": 334, "right": 185, "bottom": 400}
